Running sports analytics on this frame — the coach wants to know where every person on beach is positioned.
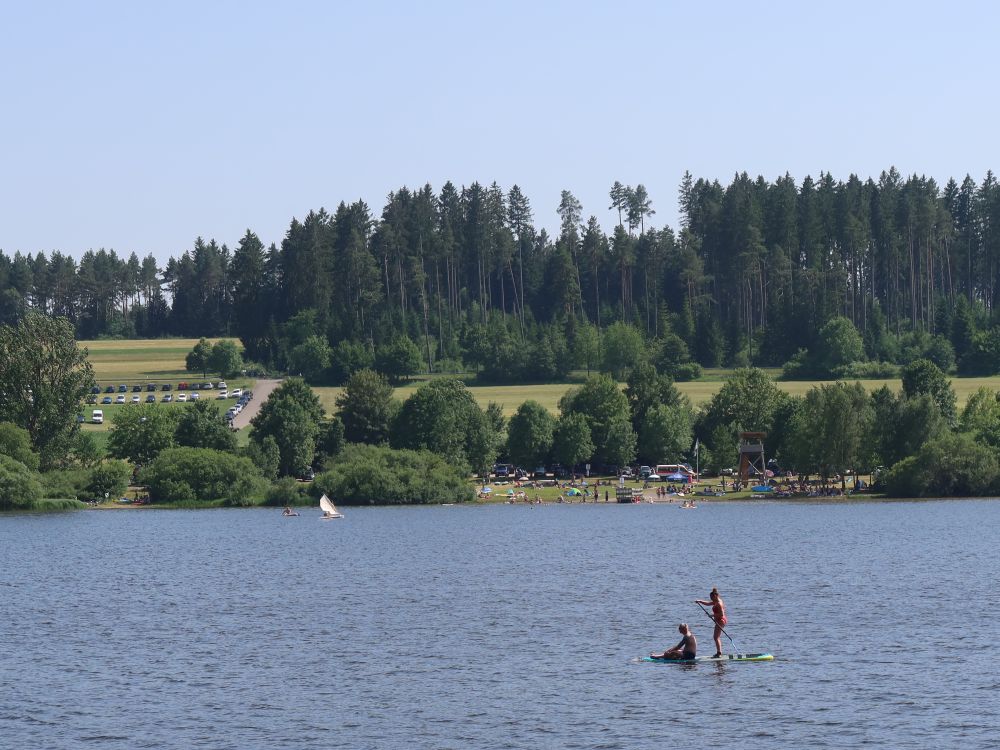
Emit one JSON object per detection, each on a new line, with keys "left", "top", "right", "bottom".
{"left": 651, "top": 623, "right": 697, "bottom": 660}
{"left": 695, "top": 588, "right": 727, "bottom": 657}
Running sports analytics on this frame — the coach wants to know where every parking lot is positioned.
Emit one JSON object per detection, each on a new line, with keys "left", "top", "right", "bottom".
{"left": 81, "top": 378, "right": 257, "bottom": 430}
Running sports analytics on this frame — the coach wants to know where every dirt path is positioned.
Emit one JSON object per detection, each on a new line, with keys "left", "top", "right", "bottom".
{"left": 232, "top": 378, "right": 282, "bottom": 430}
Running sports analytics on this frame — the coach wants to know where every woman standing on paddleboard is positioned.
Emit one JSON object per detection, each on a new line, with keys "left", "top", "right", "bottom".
{"left": 695, "top": 588, "right": 727, "bottom": 658}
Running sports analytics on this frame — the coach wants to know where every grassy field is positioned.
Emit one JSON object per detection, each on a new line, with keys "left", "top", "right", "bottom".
{"left": 79, "top": 338, "right": 1000, "bottom": 419}
{"left": 314, "top": 374, "right": 1000, "bottom": 416}
{"left": 83, "top": 338, "right": 234, "bottom": 381}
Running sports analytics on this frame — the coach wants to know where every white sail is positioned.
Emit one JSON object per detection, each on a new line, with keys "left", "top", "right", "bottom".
{"left": 319, "top": 493, "right": 343, "bottom": 518}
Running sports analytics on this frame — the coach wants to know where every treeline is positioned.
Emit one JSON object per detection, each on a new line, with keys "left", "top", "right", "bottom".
{"left": 4, "top": 169, "right": 1000, "bottom": 380}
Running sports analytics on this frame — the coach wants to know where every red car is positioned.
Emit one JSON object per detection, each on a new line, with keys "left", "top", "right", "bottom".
{"left": 177, "top": 382, "right": 188, "bottom": 390}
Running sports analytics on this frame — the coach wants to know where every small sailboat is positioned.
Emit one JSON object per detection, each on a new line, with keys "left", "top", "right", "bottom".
{"left": 319, "top": 493, "right": 344, "bottom": 520}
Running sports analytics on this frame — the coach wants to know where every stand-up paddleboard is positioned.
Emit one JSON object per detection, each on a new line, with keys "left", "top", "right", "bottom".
{"left": 642, "top": 653, "right": 773, "bottom": 663}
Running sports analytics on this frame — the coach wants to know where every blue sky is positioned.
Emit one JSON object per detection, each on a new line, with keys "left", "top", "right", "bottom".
{"left": 1, "top": 1, "right": 997, "bottom": 262}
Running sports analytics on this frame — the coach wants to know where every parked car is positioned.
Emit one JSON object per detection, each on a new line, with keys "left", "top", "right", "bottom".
{"left": 161, "top": 383, "right": 172, "bottom": 391}
{"left": 216, "top": 391, "right": 228, "bottom": 400}
{"left": 76, "top": 414, "right": 85, "bottom": 423}
{"left": 145, "top": 394, "right": 156, "bottom": 403}
{"left": 146, "top": 383, "right": 157, "bottom": 392}
{"left": 101, "top": 396, "right": 113, "bottom": 404}
{"left": 162, "top": 394, "right": 173, "bottom": 402}
{"left": 92, "top": 409, "right": 104, "bottom": 424}
{"left": 130, "top": 384, "right": 141, "bottom": 393}
{"left": 118, "top": 384, "right": 127, "bottom": 393}
{"left": 86, "top": 395, "right": 98, "bottom": 404}
{"left": 115, "top": 394, "right": 126, "bottom": 404}
{"left": 189, "top": 392, "right": 200, "bottom": 400}
{"left": 104, "top": 385, "right": 116, "bottom": 393}
{"left": 176, "top": 394, "right": 188, "bottom": 402}
{"left": 177, "top": 382, "right": 188, "bottom": 390}
{"left": 230, "top": 388, "right": 242, "bottom": 398}
{"left": 218, "top": 381, "right": 228, "bottom": 391}
{"left": 90, "top": 386, "right": 101, "bottom": 394}
{"left": 639, "top": 465, "right": 652, "bottom": 479}
{"left": 131, "top": 395, "right": 141, "bottom": 403}
{"left": 202, "top": 382, "right": 214, "bottom": 390}
{"left": 720, "top": 468, "right": 734, "bottom": 476}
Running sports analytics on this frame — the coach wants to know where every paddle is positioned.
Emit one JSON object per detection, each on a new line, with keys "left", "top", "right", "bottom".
{"left": 696, "top": 602, "right": 741, "bottom": 653}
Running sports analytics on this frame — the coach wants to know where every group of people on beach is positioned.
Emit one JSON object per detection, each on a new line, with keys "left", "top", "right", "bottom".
{"left": 651, "top": 588, "right": 727, "bottom": 660}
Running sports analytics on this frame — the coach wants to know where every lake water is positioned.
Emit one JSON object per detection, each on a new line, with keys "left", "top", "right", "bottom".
{"left": 2, "top": 500, "right": 999, "bottom": 749}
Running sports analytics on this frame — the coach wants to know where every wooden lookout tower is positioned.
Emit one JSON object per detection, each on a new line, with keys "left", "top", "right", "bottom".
{"left": 738, "top": 432, "right": 766, "bottom": 483}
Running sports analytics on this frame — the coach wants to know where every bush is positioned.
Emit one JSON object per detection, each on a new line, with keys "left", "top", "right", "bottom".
{"left": 832, "top": 360, "right": 899, "bottom": 379}
{"left": 673, "top": 362, "right": 702, "bottom": 381}
{"left": 40, "top": 468, "right": 91, "bottom": 500}
{"left": 312, "top": 444, "right": 473, "bottom": 505}
{"left": 140, "top": 447, "right": 266, "bottom": 504}
{"left": 265, "top": 477, "right": 306, "bottom": 507}
{"left": 883, "top": 432, "right": 1000, "bottom": 498}
{"left": 86, "top": 460, "right": 132, "bottom": 502}
{"left": 0, "top": 455, "right": 43, "bottom": 510}
{"left": 0, "top": 422, "right": 40, "bottom": 471}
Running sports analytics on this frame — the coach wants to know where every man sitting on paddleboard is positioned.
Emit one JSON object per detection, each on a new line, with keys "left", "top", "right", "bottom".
{"left": 651, "top": 623, "right": 696, "bottom": 660}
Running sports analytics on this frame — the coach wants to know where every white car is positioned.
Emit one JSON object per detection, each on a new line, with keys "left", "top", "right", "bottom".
{"left": 130, "top": 395, "right": 141, "bottom": 403}
{"left": 190, "top": 392, "right": 200, "bottom": 400}
{"left": 218, "top": 382, "right": 228, "bottom": 391}
{"left": 230, "top": 388, "right": 242, "bottom": 398}
{"left": 176, "top": 393, "right": 188, "bottom": 402}
{"left": 216, "top": 391, "right": 228, "bottom": 399}
{"left": 115, "top": 394, "right": 126, "bottom": 404}
{"left": 91, "top": 409, "right": 104, "bottom": 424}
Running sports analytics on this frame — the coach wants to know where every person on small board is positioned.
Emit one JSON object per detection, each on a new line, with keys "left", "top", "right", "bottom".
{"left": 695, "top": 587, "right": 727, "bottom": 658}
{"left": 651, "top": 623, "right": 696, "bottom": 660}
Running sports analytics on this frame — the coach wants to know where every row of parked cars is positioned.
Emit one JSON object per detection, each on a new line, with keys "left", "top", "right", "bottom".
{"left": 223, "top": 390, "right": 254, "bottom": 425}
{"left": 86, "top": 382, "right": 234, "bottom": 405}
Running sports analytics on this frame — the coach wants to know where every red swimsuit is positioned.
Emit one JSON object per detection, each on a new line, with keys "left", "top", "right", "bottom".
{"left": 713, "top": 601, "right": 727, "bottom": 626}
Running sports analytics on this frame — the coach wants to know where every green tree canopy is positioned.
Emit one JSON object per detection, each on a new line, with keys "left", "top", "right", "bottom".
{"left": 185, "top": 338, "right": 213, "bottom": 377}
{"left": 0, "top": 454, "right": 42, "bottom": 510}
{"left": 818, "top": 316, "right": 864, "bottom": 374}
{"left": 600, "top": 322, "right": 646, "bottom": 380}
{"left": 85, "top": 460, "right": 131, "bottom": 502}
{"left": 174, "top": 400, "right": 238, "bottom": 452}
{"left": 638, "top": 403, "right": 693, "bottom": 465}
{"left": 336, "top": 369, "right": 398, "bottom": 445}
{"left": 249, "top": 378, "right": 324, "bottom": 477}
{"left": 107, "top": 404, "right": 179, "bottom": 465}
{"left": 374, "top": 336, "right": 422, "bottom": 383}
{"left": 0, "top": 422, "right": 39, "bottom": 471}
{"left": 392, "top": 378, "right": 494, "bottom": 473}
{"left": 506, "top": 400, "right": 555, "bottom": 469}
{"left": 560, "top": 374, "right": 634, "bottom": 464}
{"left": 287, "top": 335, "right": 332, "bottom": 383}
{"left": 552, "top": 411, "right": 595, "bottom": 469}
{"left": 786, "top": 382, "right": 872, "bottom": 482}
{"left": 696, "top": 368, "right": 791, "bottom": 457}
{"left": 0, "top": 312, "right": 95, "bottom": 468}
{"left": 901, "top": 358, "right": 957, "bottom": 426}
{"left": 208, "top": 340, "right": 243, "bottom": 378}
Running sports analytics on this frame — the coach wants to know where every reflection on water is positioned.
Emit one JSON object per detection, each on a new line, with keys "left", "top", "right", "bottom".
{"left": 1, "top": 500, "right": 999, "bottom": 749}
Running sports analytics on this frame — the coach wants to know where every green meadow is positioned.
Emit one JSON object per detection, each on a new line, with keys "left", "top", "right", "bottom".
{"left": 79, "top": 339, "right": 1000, "bottom": 420}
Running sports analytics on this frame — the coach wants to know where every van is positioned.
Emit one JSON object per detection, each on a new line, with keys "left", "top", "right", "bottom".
{"left": 92, "top": 409, "right": 104, "bottom": 424}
